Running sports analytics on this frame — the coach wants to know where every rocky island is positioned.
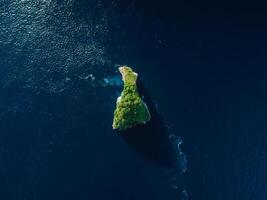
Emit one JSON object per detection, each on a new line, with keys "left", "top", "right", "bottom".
{"left": 112, "top": 66, "right": 151, "bottom": 131}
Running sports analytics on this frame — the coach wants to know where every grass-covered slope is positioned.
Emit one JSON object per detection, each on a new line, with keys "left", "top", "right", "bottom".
{"left": 112, "top": 66, "right": 151, "bottom": 131}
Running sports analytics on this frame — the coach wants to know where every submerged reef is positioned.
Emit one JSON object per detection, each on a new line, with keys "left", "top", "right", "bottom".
{"left": 112, "top": 66, "right": 151, "bottom": 131}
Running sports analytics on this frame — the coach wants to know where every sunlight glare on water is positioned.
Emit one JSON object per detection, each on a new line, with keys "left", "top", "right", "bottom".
{"left": 0, "top": 0, "right": 110, "bottom": 92}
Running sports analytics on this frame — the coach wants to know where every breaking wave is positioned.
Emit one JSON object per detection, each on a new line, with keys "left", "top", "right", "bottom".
{"left": 0, "top": 0, "right": 112, "bottom": 92}
{"left": 0, "top": 1, "right": 188, "bottom": 199}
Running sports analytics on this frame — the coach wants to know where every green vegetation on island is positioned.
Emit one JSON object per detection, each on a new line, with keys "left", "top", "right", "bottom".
{"left": 112, "top": 66, "right": 151, "bottom": 131}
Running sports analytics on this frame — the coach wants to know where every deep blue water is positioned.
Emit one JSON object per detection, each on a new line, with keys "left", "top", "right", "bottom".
{"left": 0, "top": 0, "right": 267, "bottom": 200}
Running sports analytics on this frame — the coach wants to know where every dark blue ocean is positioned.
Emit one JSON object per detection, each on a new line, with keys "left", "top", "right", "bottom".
{"left": 0, "top": 0, "right": 266, "bottom": 199}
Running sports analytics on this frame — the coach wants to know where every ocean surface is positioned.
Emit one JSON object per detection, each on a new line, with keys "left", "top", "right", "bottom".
{"left": 0, "top": 0, "right": 266, "bottom": 200}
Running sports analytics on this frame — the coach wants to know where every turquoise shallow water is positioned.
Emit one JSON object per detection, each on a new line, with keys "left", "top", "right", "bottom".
{"left": 0, "top": 0, "right": 266, "bottom": 200}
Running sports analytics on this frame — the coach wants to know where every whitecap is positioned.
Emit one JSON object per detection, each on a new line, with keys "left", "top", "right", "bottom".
{"left": 100, "top": 75, "right": 123, "bottom": 87}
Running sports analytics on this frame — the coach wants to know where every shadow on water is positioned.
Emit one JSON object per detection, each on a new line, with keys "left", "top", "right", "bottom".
{"left": 117, "top": 80, "right": 178, "bottom": 168}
